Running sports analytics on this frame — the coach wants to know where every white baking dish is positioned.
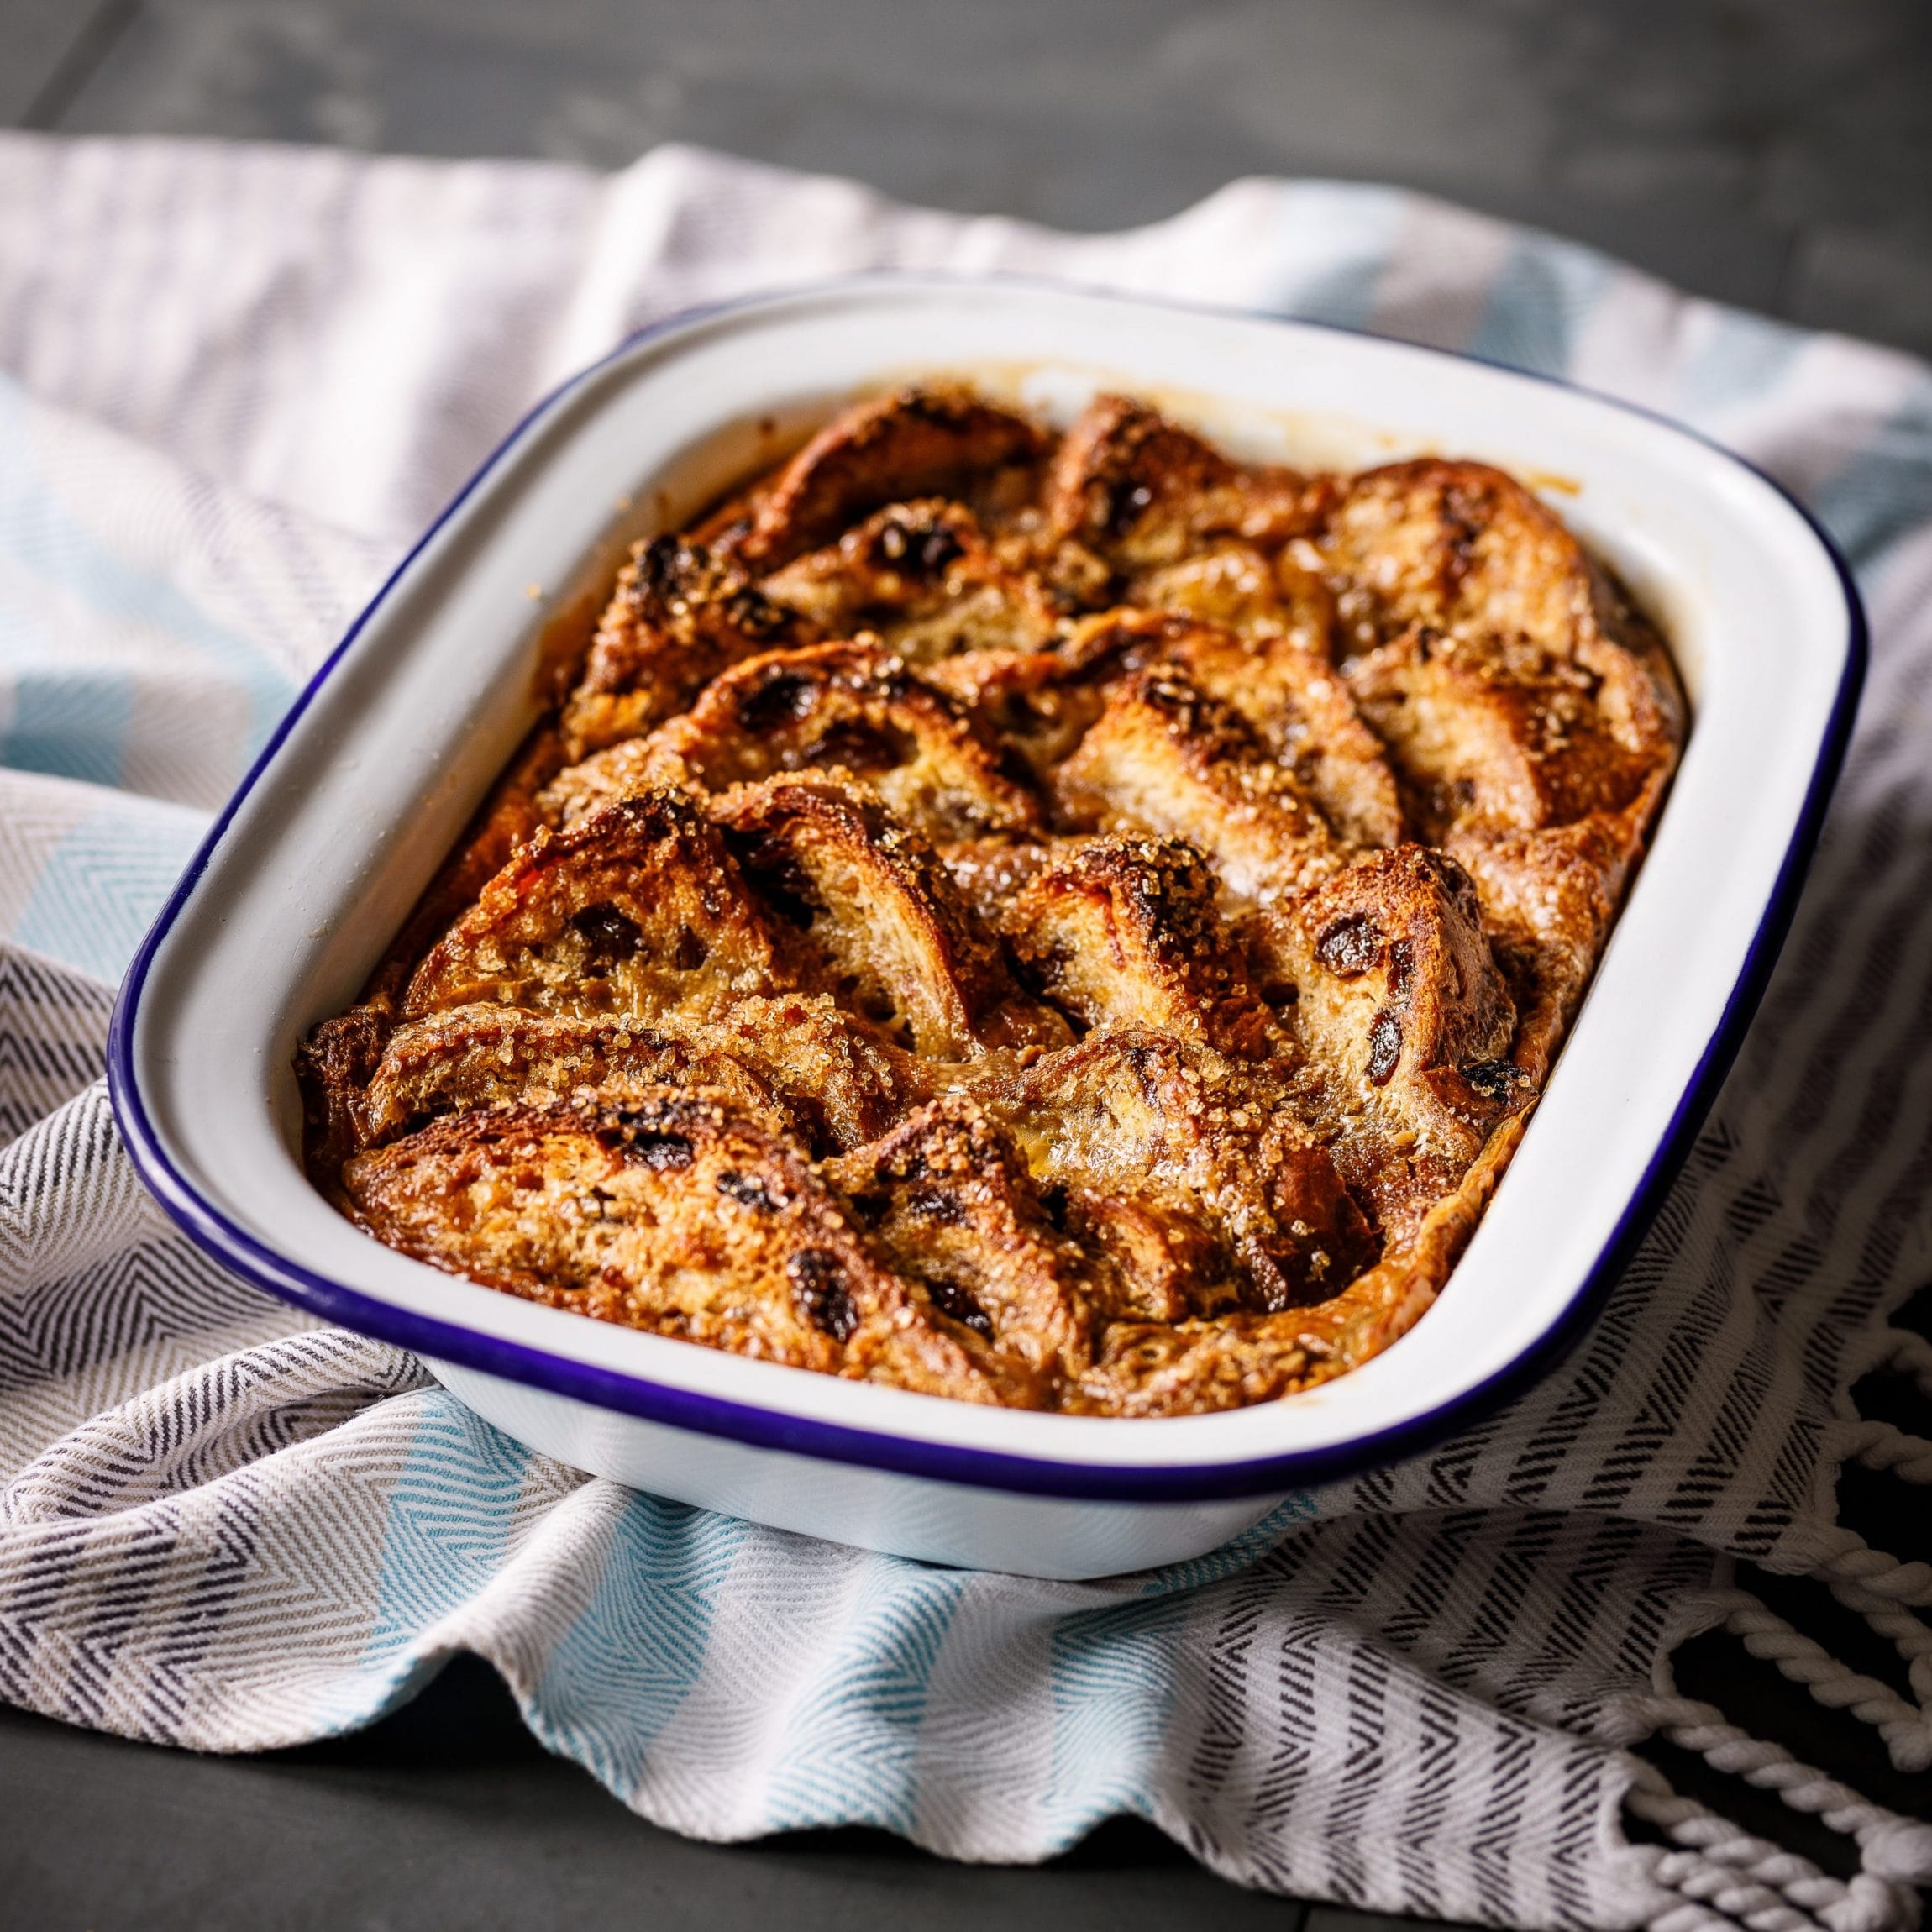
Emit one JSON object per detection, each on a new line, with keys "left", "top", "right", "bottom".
{"left": 108, "top": 279, "right": 1862, "bottom": 1579}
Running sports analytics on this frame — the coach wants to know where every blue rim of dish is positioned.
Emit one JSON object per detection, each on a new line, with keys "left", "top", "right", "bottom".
{"left": 107, "top": 274, "right": 1869, "bottom": 1505}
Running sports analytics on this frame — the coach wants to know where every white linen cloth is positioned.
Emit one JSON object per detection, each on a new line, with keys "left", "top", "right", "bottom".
{"left": 2, "top": 132, "right": 1929, "bottom": 1932}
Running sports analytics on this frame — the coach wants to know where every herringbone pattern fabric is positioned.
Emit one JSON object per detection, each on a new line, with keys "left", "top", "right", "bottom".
{"left": 2, "top": 133, "right": 1929, "bottom": 1931}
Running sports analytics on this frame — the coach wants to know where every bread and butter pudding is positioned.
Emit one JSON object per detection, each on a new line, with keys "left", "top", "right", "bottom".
{"left": 298, "top": 383, "right": 1684, "bottom": 1418}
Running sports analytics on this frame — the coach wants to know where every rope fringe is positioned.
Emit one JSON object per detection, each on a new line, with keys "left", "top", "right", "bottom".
{"left": 1843, "top": 1421, "right": 1932, "bottom": 1487}
{"left": 1629, "top": 1768, "right": 1909, "bottom": 1932}
{"left": 1693, "top": 1592, "right": 1932, "bottom": 1773}
{"left": 1820, "top": 1577, "right": 1932, "bottom": 1720}
{"left": 1804, "top": 1530, "right": 1932, "bottom": 1611}
{"left": 1868, "top": 1330, "right": 1932, "bottom": 1405}
{"left": 1790, "top": 1515, "right": 1932, "bottom": 1751}
{"left": 1630, "top": 1700, "right": 1932, "bottom": 1893}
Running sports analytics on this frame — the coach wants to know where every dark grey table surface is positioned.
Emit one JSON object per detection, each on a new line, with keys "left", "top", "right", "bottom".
{"left": 2, "top": 4, "right": 1929, "bottom": 1927}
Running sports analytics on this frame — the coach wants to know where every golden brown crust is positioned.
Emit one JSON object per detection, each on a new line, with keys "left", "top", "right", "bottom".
{"left": 1062, "top": 608, "right": 1404, "bottom": 849}
{"left": 344, "top": 1092, "right": 1037, "bottom": 1404}
{"left": 356, "top": 1005, "right": 801, "bottom": 1149}
{"left": 1044, "top": 395, "right": 1322, "bottom": 569}
{"left": 1342, "top": 623, "right": 1668, "bottom": 837}
{"left": 1134, "top": 541, "right": 1337, "bottom": 650}
{"left": 300, "top": 385, "right": 1683, "bottom": 1417}
{"left": 1316, "top": 457, "right": 1682, "bottom": 1067}
{"left": 1255, "top": 844, "right": 1527, "bottom": 1245}
{"left": 759, "top": 499, "right": 1062, "bottom": 664}
{"left": 1446, "top": 799, "right": 1656, "bottom": 1080}
{"left": 1323, "top": 459, "right": 1682, "bottom": 838}
{"left": 357, "top": 995, "right": 928, "bottom": 1160}
{"left": 700, "top": 993, "right": 933, "bottom": 1152}
{"left": 1324, "top": 459, "right": 1607, "bottom": 655}
{"left": 998, "top": 834, "right": 1288, "bottom": 1062}
{"left": 638, "top": 639, "right": 1039, "bottom": 843}
{"left": 827, "top": 1097, "right": 1095, "bottom": 1376}
{"left": 402, "top": 789, "right": 788, "bottom": 1025}
{"left": 738, "top": 385, "right": 1044, "bottom": 569}
{"left": 297, "top": 1005, "right": 392, "bottom": 1184}
{"left": 989, "top": 1031, "right": 1373, "bottom": 1315}
{"left": 561, "top": 537, "right": 812, "bottom": 761}
{"left": 712, "top": 774, "right": 1068, "bottom": 1060}
{"left": 1054, "top": 668, "right": 1343, "bottom": 903}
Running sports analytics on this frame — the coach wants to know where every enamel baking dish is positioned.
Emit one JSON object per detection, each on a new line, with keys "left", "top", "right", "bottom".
{"left": 108, "top": 279, "right": 1863, "bottom": 1579}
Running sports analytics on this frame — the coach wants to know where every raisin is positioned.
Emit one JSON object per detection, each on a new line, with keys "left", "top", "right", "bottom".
{"left": 789, "top": 1249, "right": 858, "bottom": 1341}
{"left": 724, "top": 587, "right": 791, "bottom": 639}
{"left": 736, "top": 667, "right": 818, "bottom": 732}
{"left": 1462, "top": 1058, "right": 1527, "bottom": 1101}
{"left": 717, "top": 1169, "right": 780, "bottom": 1212}
{"left": 1233, "top": 1233, "right": 1332, "bottom": 1316}
{"left": 1441, "top": 489, "right": 1485, "bottom": 585}
{"left": 728, "top": 834, "right": 817, "bottom": 927}
{"left": 606, "top": 1112, "right": 695, "bottom": 1169}
{"left": 926, "top": 1278, "right": 994, "bottom": 1338}
{"left": 1317, "top": 914, "right": 1383, "bottom": 979}
{"left": 570, "top": 903, "right": 642, "bottom": 970}
{"left": 1122, "top": 1040, "right": 1168, "bottom": 1096}
{"left": 635, "top": 534, "right": 701, "bottom": 600}
{"left": 1105, "top": 478, "right": 1155, "bottom": 537}
{"left": 798, "top": 720, "right": 900, "bottom": 772}
{"left": 1388, "top": 937, "right": 1416, "bottom": 996}
{"left": 843, "top": 1189, "right": 889, "bottom": 1227}
{"left": 881, "top": 1142, "right": 930, "bottom": 1182}
{"left": 918, "top": 526, "right": 963, "bottom": 573}
{"left": 903, "top": 1184, "right": 964, "bottom": 1225}
{"left": 1368, "top": 1011, "right": 1402, "bottom": 1086}
{"left": 874, "top": 512, "right": 963, "bottom": 577}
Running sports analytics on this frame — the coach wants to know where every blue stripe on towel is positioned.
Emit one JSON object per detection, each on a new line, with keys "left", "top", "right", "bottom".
{"left": 1042, "top": 1592, "right": 1194, "bottom": 1842}
{"left": 1031, "top": 1497, "right": 1315, "bottom": 1844}
{"left": 11, "top": 795, "right": 209, "bottom": 984}
{"left": 1467, "top": 237, "right": 1611, "bottom": 377}
{"left": 344, "top": 1390, "right": 536, "bottom": 1726}
{"left": 1810, "top": 380, "right": 1932, "bottom": 568}
{"left": 1262, "top": 183, "right": 1408, "bottom": 331}
{"left": 0, "top": 667, "right": 135, "bottom": 790}
{"left": 762, "top": 1552, "right": 972, "bottom": 1835}
{"left": 1137, "top": 1494, "right": 1316, "bottom": 1598}
{"left": 1676, "top": 307, "right": 1809, "bottom": 416}
{"left": 528, "top": 1496, "right": 751, "bottom": 1800}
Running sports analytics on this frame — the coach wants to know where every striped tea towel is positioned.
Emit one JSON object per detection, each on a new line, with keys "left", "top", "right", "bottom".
{"left": 3, "top": 133, "right": 1931, "bottom": 1932}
